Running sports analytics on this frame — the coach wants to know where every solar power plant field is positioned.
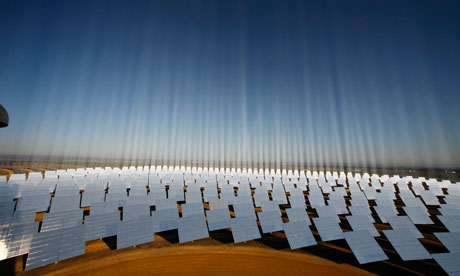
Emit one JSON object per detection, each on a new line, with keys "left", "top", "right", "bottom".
{"left": 0, "top": 166, "right": 459, "bottom": 275}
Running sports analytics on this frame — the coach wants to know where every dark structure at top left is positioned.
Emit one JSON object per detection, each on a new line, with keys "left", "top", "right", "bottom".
{"left": 0, "top": 104, "right": 9, "bottom": 128}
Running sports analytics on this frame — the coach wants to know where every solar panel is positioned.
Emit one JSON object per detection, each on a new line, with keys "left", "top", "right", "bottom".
{"left": 362, "top": 187, "right": 377, "bottom": 200}
{"left": 288, "top": 195, "right": 306, "bottom": 208}
{"left": 332, "top": 186, "right": 347, "bottom": 196}
{"left": 58, "top": 225, "right": 86, "bottom": 261}
{"left": 260, "top": 201, "right": 281, "bottom": 216}
{"left": 257, "top": 211, "right": 283, "bottom": 233}
{"left": 443, "top": 196, "right": 460, "bottom": 211}
{"left": 181, "top": 202, "right": 205, "bottom": 217}
{"left": 84, "top": 212, "right": 120, "bottom": 241}
{"left": 0, "top": 185, "right": 16, "bottom": 202}
{"left": 90, "top": 201, "right": 119, "bottom": 215}
{"left": 400, "top": 194, "right": 426, "bottom": 210}
{"left": 439, "top": 206, "right": 460, "bottom": 218}
{"left": 25, "top": 225, "right": 85, "bottom": 270}
{"left": 16, "top": 195, "right": 50, "bottom": 212}
{"left": 54, "top": 185, "right": 80, "bottom": 197}
{"left": 426, "top": 184, "right": 444, "bottom": 197}
{"left": 185, "top": 189, "right": 202, "bottom": 203}
{"left": 283, "top": 220, "right": 316, "bottom": 249}
{"left": 41, "top": 210, "right": 83, "bottom": 232}
{"left": 144, "top": 213, "right": 160, "bottom": 234}
{"left": 81, "top": 189, "right": 105, "bottom": 207}
{"left": 155, "top": 198, "right": 178, "bottom": 210}
{"left": 253, "top": 189, "right": 269, "bottom": 207}
{"left": 0, "top": 201, "right": 16, "bottom": 222}
{"left": 373, "top": 205, "right": 398, "bottom": 223}
{"left": 343, "top": 230, "right": 388, "bottom": 264}
{"left": 1, "top": 222, "right": 39, "bottom": 260}
{"left": 167, "top": 187, "right": 184, "bottom": 201}
{"left": 219, "top": 185, "right": 236, "bottom": 204}
{"left": 383, "top": 228, "right": 431, "bottom": 261}
{"left": 129, "top": 185, "right": 148, "bottom": 196}
{"left": 403, "top": 207, "right": 434, "bottom": 224}
{"left": 346, "top": 215, "right": 379, "bottom": 237}
{"left": 186, "top": 183, "right": 201, "bottom": 192}
{"left": 348, "top": 206, "right": 374, "bottom": 223}
{"left": 233, "top": 203, "right": 256, "bottom": 220}
{"left": 148, "top": 186, "right": 168, "bottom": 202}
{"left": 156, "top": 208, "right": 179, "bottom": 231}
{"left": 418, "top": 191, "right": 440, "bottom": 206}
{"left": 327, "top": 193, "right": 348, "bottom": 214}
{"left": 349, "top": 192, "right": 369, "bottom": 207}
{"left": 315, "top": 206, "right": 340, "bottom": 222}
{"left": 286, "top": 208, "right": 311, "bottom": 225}
{"left": 308, "top": 192, "right": 325, "bottom": 208}
{"left": 126, "top": 195, "right": 153, "bottom": 206}
{"left": 434, "top": 232, "right": 460, "bottom": 253}
{"left": 49, "top": 195, "right": 81, "bottom": 213}
{"left": 230, "top": 217, "right": 261, "bottom": 243}
{"left": 203, "top": 186, "right": 218, "bottom": 202}
{"left": 25, "top": 229, "right": 61, "bottom": 270}
{"left": 234, "top": 195, "right": 253, "bottom": 205}
{"left": 387, "top": 216, "right": 423, "bottom": 238}
{"left": 320, "top": 182, "right": 333, "bottom": 194}
{"left": 7, "top": 210, "right": 37, "bottom": 225}
{"left": 312, "top": 216, "right": 344, "bottom": 241}
{"left": 20, "top": 187, "right": 50, "bottom": 197}
{"left": 348, "top": 184, "right": 362, "bottom": 194}
{"left": 9, "top": 174, "right": 26, "bottom": 182}
{"left": 206, "top": 208, "right": 231, "bottom": 231}
{"left": 271, "top": 187, "right": 288, "bottom": 204}
{"left": 209, "top": 199, "right": 228, "bottom": 210}
{"left": 123, "top": 204, "right": 150, "bottom": 220}
{"left": 178, "top": 214, "right": 209, "bottom": 243}
{"left": 431, "top": 252, "right": 460, "bottom": 275}
{"left": 106, "top": 191, "right": 128, "bottom": 204}
{"left": 237, "top": 186, "right": 251, "bottom": 197}
{"left": 283, "top": 182, "right": 295, "bottom": 192}
{"left": 116, "top": 218, "right": 154, "bottom": 249}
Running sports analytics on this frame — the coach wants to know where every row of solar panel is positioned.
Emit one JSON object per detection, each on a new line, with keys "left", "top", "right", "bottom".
{"left": 0, "top": 169, "right": 459, "bottom": 274}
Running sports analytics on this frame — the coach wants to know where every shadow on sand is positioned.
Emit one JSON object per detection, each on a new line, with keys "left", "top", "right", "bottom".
{"left": 102, "top": 236, "right": 117, "bottom": 250}
{"left": 157, "top": 230, "right": 179, "bottom": 244}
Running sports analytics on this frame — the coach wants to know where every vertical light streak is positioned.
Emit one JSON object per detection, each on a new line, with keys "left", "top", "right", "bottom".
{"left": 0, "top": 1, "right": 458, "bottom": 169}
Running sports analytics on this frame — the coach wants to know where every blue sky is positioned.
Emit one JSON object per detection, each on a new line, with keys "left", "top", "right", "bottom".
{"left": 0, "top": 0, "right": 459, "bottom": 168}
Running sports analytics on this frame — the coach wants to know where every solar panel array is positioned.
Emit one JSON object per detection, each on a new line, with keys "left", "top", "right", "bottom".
{"left": 116, "top": 217, "right": 155, "bottom": 249}
{"left": 178, "top": 214, "right": 209, "bottom": 243}
{"left": 283, "top": 220, "right": 316, "bottom": 249}
{"left": 383, "top": 228, "right": 431, "bottom": 261}
{"left": 0, "top": 166, "right": 459, "bottom": 275}
{"left": 26, "top": 225, "right": 85, "bottom": 270}
{"left": 343, "top": 230, "right": 388, "bottom": 264}
{"left": 257, "top": 211, "right": 283, "bottom": 233}
{"left": 230, "top": 216, "right": 261, "bottom": 243}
